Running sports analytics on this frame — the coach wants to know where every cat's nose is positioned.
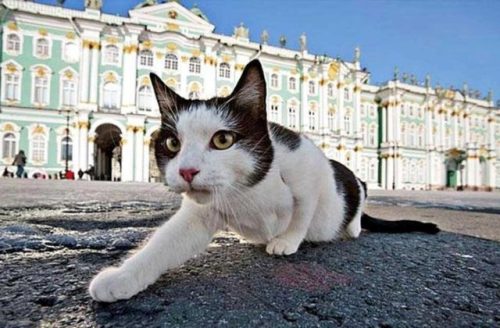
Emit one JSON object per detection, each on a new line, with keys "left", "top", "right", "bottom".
{"left": 179, "top": 168, "right": 200, "bottom": 183}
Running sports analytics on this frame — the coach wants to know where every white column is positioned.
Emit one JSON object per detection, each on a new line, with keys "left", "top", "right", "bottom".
{"left": 79, "top": 44, "right": 91, "bottom": 103}
{"left": 88, "top": 134, "right": 95, "bottom": 168}
{"left": 72, "top": 116, "right": 80, "bottom": 172}
{"left": 300, "top": 75, "right": 309, "bottom": 132}
{"left": 79, "top": 122, "right": 89, "bottom": 172}
{"left": 143, "top": 138, "right": 151, "bottom": 182}
{"left": 381, "top": 157, "right": 387, "bottom": 189}
{"left": 204, "top": 47, "right": 217, "bottom": 97}
{"left": 121, "top": 41, "right": 138, "bottom": 112}
{"left": 134, "top": 127, "right": 144, "bottom": 182}
{"left": 89, "top": 45, "right": 100, "bottom": 106}
{"left": 336, "top": 78, "right": 345, "bottom": 134}
{"left": 121, "top": 126, "right": 135, "bottom": 182}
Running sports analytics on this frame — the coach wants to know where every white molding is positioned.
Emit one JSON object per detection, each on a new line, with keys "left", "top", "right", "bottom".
{"left": 3, "top": 30, "right": 23, "bottom": 57}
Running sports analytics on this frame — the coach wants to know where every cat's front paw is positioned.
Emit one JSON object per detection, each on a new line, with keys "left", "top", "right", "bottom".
{"left": 266, "top": 237, "right": 300, "bottom": 256}
{"left": 89, "top": 267, "right": 144, "bottom": 303}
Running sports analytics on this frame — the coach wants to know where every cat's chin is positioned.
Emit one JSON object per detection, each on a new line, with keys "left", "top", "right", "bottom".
{"left": 185, "top": 189, "right": 212, "bottom": 204}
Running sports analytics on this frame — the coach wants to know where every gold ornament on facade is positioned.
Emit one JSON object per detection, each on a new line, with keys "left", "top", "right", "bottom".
{"left": 336, "top": 81, "right": 344, "bottom": 89}
{"left": 88, "top": 136, "right": 96, "bottom": 143}
{"left": 104, "top": 72, "right": 117, "bottom": 83}
{"left": 487, "top": 117, "right": 494, "bottom": 123}
{"left": 166, "top": 43, "right": 177, "bottom": 51}
{"left": 78, "top": 121, "right": 89, "bottom": 129}
{"left": 123, "top": 44, "right": 138, "bottom": 54}
{"left": 192, "top": 49, "right": 201, "bottom": 57}
{"left": 235, "top": 63, "right": 245, "bottom": 71}
{"left": 445, "top": 89, "right": 455, "bottom": 99}
{"left": 64, "top": 70, "right": 74, "bottom": 80}
{"left": 7, "top": 21, "right": 18, "bottom": 31}
{"left": 65, "top": 31, "right": 76, "bottom": 40}
{"left": 141, "top": 76, "right": 151, "bottom": 86}
{"left": 33, "top": 125, "right": 45, "bottom": 134}
{"left": 190, "top": 83, "right": 200, "bottom": 92}
{"left": 336, "top": 144, "right": 345, "bottom": 151}
{"left": 156, "top": 51, "right": 164, "bottom": 59}
{"left": 319, "top": 79, "right": 326, "bottom": 86}
{"left": 300, "top": 75, "right": 309, "bottom": 82}
{"left": 3, "top": 123, "right": 15, "bottom": 132}
{"left": 291, "top": 68, "right": 297, "bottom": 75}
{"left": 168, "top": 10, "right": 178, "bottom": 19}
{"left": 328, "top": 62, "right": 340, "bottom": 80}
{"left": 166, "top": 23, "right": 179, "bottom": 31}
{"left": 320, "top": 143, "right": 329, "bottom": 149}
{"left": 35, "top": 67, "right": 47, "bottom": 77}
{"left": 354, "top": 145, "right": 363, "bottom": 152}
{"left": 38, "top": 28, "right": 48, "bottom": 36}
{"left": 120, "top": 138, "right": 127, "bottom": 146}
{"left": 142, "top": 40, "right": 153, "bottom": 49}
{"left": 353, "top": 85, "right": 361, "bottom": 92}
{"left": 181, "top": 55, "right": 189, "bottom": 62}
{"left": 166, "top": 78, "right": 177, "bottom": 88}
{"left": 144, "top": 139, "right": 151, "bottom": 146}
{"left": 6, "top": 63, "right": 18, "bottom": 73}
{"left": 106, "top": 36, "right": 118, "bottom": 44}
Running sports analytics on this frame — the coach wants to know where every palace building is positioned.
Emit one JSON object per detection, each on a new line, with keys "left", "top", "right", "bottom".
{"left": 1, "top": 0, "right": 499, "bottom": 189}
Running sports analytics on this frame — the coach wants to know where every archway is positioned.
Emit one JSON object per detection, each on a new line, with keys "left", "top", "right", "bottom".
{"left": 149, "top": 130, "right": 163, "bottom": 183}
{"left": 94, "top": 124, "right": 122, "bottom": 181}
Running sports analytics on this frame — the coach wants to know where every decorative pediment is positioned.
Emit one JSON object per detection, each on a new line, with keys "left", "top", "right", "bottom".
{"left": 59, "top": 67, "right": 78, "bottom": 80}
{"left": 1, "top": 60, "right": 23, "bottom": 74}
{"left": 129, "top": 2, "right": 214, "bottom": 36}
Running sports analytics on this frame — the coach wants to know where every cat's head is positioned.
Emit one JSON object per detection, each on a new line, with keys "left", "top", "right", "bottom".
{"left": 150, "top": 60, "right": 273, "bottom": 204}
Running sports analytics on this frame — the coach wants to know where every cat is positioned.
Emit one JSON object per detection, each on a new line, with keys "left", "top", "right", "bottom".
{"left": 89, "top": 60, "right": 439, "bottom": 302}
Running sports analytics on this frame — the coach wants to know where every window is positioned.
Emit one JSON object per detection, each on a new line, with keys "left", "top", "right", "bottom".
{"left": 35, "top": 38, "right": 49, "bottom": 57}
{"left": 361, "top": 104, "right": 366, "bottom": 116}
{"left": 369, "top": 124, "right": 377, "bottom": 146}
{"left": 188, "top": 91, "right": 200, "bottom": 99}
{"left": 308, "top": 104, "right": 317, "bottom": 131}
{"left": 60, "top": 136, "right": 72, "bottom": 161}
{"left": 62, "top": 79, "right": 77, "bottom": 107}
{"left": 270, "top": 74, "right": 278, "bottom": 88}
{"left": 418, "top": 126, "right": 424, "bottom": 148}
{"left": 34, "top": 76, "right": 49, "bottom": 105}
{"left": 164, "top": 54, "right": 178, "bottom": 70}
{"left": 138, "top": 85, "right": 154, "bottom": 112}
{"left": 288, "top": 102, "right": 297, "bottom": 129}
{"left": 270, "top": 101, "right": 280, "bottom": 123}
{"left": 4, "top": 73, "right": 20, "bottom": 101}
{"left": 344, "top": 114, "right": 351, "bottom": 134}
{"left": 189, "top": 57, "right": 201, "bottom": 73}
{"left": 288, "top": 77, "right": 296, "bottom": 91}
{"left": 219, "top": 63, "right": 231, "bottom": 79}
{"left": 32, "top": 134, "right": 46, "bottom": 162}
{"left": 344, "top": 88, "right": 350, "bottom": 100}
{"left": 369, "top": 105, "right": 376, "bottom": 118}
{"left": 64, "top": 42, "right": 79, "bottom": 62}
{"left": 369, "top": 159, "right": 377, "bottom": 181}
{"left": 2, "top": 133, "right": 16, "bottom": 159}
{"left": 103, "top": 82, "right": 119, "bottom": 109}
{"left": 327, "top": 83, "right": 334, "bottom": 97}
{"left": 104, "top": 45, "right": 119, "bottom": 64}
{"left": 409, "top": 124, "right": 417, "bottom": 147}
{"left": 361, "top": 123, "right": 367, "bottom": 143}
{"left": 6, "top": 34, "right": 21, "bottom": 53}
{"left": 328, "top": 110, "right": 335, "bottom": 131}
{"left": 308, "top": 81, "right": 316, "bottom": 95}
{"left": 140, "top": 50, "right": 154, "bottom": 67}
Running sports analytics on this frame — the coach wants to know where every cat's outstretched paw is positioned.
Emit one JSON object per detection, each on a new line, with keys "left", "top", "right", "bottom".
{"left": 266, "top": 237, "right": 300, "bottom": 256}
{"left": 89, "top": 267, "right": 144, "bottom": 303}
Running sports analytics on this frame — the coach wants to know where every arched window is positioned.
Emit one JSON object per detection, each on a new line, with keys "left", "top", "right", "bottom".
{"left": 344, "top": 88, "right": 350, "bottom": 100}
{"left": 35, "top": 38, "right": 49, "bottom": 57}
{"left": 60, "top": 136, "right": 72, "bottom": 161}
{"left": 189, "top": 57, "right": 201, "bottom": 73}
{"left": 270, "top": 74, "right": 278, "bottom": 88}
{"left": 6, "top": 34, "right": 21, "bottom": 53}
{"left": 104, "top": 45, "right": 119, "bottom": 64}
{"left": 308, "top": 81, "right": 316, "bottom": 95}
{"left": 327, "top": 83, "right": 334, "bottom": 97}
{"left": 344, "top": 113, "right": 351, "bottom": 134}
{"left": 288, "top": 77, "right": 296, "bottom": 91}
{"left": 4, "top": 73, "right": 20, "bottom": 101}
{"left": 62, "top": 79, "right": 77, "bottom": 107}
{"left": 32, "top": 134, "right": 46, "bottom": 162}
{"left": 288, "top": 101, "right": 297, "bottom": 129}
{"left": 139, "top": 50, "right": 154, "bottom": 67}
{"left": 328, "top": 109, "right": 335, "bottom": 131}
{"left": 308, "top": 103, "right": 317, "bottom": 131}
{"left": 138, "top": 85, "right": 154, "bottom": 112}
{"left": 164, "top": 54, "right": 178, "bottom": 70}
{"left": 219, "top": 63, "right": 231, "bottom": 78}
{"left": 270, "top": 97, "right": 280, "bottom": 123}
{"left": 2, "top": 133, "right": 16, "bottom": 159}
{"left": 103, "top": 82, "right": 119, "bottom": 109}
{"left": 34, "top": 75, "right": 49, "bottom": 105}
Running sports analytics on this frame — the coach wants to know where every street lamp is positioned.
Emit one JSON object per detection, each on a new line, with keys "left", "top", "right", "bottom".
{"left": 58, "top": 109, "right": 72, "bottom": 175}
{"left": 392, "top": 142, "right": 398, "bottom": 190}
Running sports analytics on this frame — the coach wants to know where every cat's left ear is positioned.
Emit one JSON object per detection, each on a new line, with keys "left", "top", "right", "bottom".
{"left": 150, "top": 73, "right": 183, "bottom": 118}
{"left": 229, "top": 60, "right": 267, "bottom": 120}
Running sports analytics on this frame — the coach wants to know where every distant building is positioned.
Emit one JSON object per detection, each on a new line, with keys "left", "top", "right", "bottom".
{"left": 1, "top": 0, "right": 499, "bottom": 189}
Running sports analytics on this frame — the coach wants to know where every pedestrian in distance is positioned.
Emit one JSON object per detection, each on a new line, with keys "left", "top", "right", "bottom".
{"left": 12, "top": 150, "right": 27, "bottom": 178}
{"left": 78, "top": 169, "right": 84, "bottom": 180}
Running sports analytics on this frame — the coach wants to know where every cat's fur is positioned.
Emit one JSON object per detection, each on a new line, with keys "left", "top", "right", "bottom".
{"left": 89, "top": 60, "right": 439, "bottom": 302}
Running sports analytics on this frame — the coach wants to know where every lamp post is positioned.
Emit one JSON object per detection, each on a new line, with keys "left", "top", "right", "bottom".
{"left": 392, "top": 142, "right": 398, "bottom": 190}
{"left": 59, "top": 109, "right": 72, "bottom": 176}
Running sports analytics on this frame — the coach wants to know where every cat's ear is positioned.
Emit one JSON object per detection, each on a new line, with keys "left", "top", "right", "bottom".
{"left": 229, "top": 60, "right": 267, "bottom": 120}
{"left": 150, "top": 73, "right": 183, "bottom": 117}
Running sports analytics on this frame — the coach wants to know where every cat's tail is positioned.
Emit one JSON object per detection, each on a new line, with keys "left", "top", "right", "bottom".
{"left": 361, "top": 213, "right": 440, "bottom": 234}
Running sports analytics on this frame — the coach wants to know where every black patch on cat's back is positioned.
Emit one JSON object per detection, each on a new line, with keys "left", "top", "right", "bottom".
{"left": 329, "top": 159, "right": 361, "bottom": 227}
{"left": 268, "top": 122, "right": 301, "bottom": 151}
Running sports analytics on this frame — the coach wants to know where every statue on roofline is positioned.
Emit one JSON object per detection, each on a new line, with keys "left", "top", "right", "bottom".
{"left": 260, "top": 30, "right": 269, "bottom": 45}
{"left": 279, "top": 35, "right": 287, "bottom": 48}
{"left": 299, "top": 32, "right": 307, "bottom": 52}
{"left": 85, "top": 0, "right": 102, "bottom": 10}
{"left": 233, "top": 22, "right": 249, "bottom": 39}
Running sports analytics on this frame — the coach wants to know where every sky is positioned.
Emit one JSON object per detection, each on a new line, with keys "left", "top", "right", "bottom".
{"left": 36, "top": 0, "right": 500, "bottom": 103}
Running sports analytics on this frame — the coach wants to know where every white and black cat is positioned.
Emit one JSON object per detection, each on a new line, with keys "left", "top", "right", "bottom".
{"left": 89, "top": 60, "right": 439, "bottom": 302}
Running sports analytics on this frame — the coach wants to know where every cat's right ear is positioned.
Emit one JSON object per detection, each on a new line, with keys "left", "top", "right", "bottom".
{"left": 150, "top": 73, "right": 182, "bottom": 117}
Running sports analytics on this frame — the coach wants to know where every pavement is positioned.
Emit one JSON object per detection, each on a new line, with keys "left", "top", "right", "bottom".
{"left": 0, "top": 179, "right": 499, "bottom": 327}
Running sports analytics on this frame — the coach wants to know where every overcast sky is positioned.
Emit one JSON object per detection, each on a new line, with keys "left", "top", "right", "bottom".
{"left": 37, "top": 0, "right": 500, "bottom": 102}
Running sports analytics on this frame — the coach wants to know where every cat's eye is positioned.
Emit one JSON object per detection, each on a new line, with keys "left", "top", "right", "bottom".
{"left": 165, "top": 136, "right": 181, "bottom": 153}
{"left": 211, "top": 131, "right": 236, "bottom": 150}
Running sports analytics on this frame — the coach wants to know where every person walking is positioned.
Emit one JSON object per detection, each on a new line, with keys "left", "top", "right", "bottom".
{"left": 12, "top": 150, "right": 27, "bottom": 178}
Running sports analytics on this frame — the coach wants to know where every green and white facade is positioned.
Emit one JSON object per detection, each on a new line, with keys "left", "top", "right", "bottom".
{"left": 1, "top": 0, "right": 499, "bottom": 189}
